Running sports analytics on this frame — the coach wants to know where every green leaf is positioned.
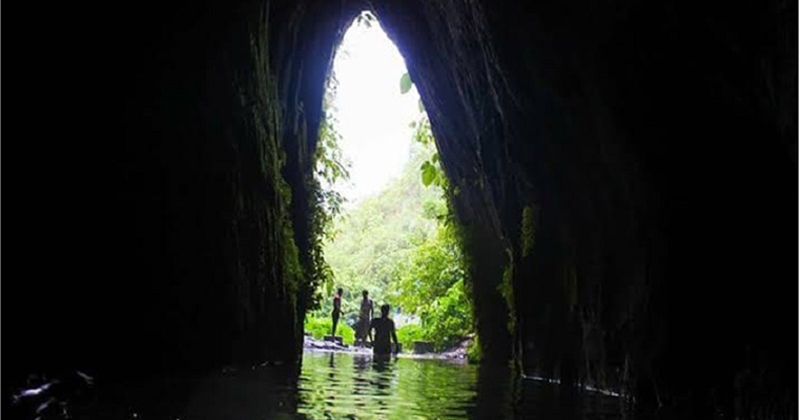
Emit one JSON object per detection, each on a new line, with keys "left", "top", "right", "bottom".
{"left": 421, "top": 162, "right": 436, "bottom": 186}
{"left": 325, "top": 274, "right": 334, "bottom": 297}
{"left": 400, "top": 72, "right": 412, "bottom": 94}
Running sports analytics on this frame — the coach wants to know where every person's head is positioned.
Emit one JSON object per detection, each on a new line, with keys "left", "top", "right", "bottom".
{"left": 362, "top": 290, "right": 369, "bottom": 299}
{"left": 380, "top": 304, "right": 391, "bottom": 317}
{"left": 337, "top": 288, "right": 343, "bottom": 296}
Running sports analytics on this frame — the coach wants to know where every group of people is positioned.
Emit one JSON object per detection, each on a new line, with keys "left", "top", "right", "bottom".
{"left": 331, "top": 288, "right": 399, "bottom": 356}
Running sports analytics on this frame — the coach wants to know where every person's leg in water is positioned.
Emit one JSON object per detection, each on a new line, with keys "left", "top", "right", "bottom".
{"left": 358, "top": 318, "right": 370, "bottom": 347}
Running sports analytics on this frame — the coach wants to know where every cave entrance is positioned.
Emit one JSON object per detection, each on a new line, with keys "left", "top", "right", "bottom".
{"left": 305, "top": 11, "right": 475, "bottom": 356}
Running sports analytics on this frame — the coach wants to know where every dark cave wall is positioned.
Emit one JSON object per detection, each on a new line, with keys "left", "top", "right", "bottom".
{"left": 375, "top": 0, "right": 651, "bottom": 378}
{"left": 269, "top": 0, "right": 364, "bottom": 324}
{"left": 374, "top": 0, "right": 796, "bottom": 416}
{"left": 5, "top": 0, "right": 356, "bottom": 383}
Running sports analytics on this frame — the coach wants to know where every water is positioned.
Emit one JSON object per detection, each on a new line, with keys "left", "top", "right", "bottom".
{"left": 298, "top": 352, "right": 478, "bottom": 420}
{"left": 68, "top": 351, "right": 632, "bottom": 419}
{"left": 293, "top": 351, "right": 629, "bottom": 420}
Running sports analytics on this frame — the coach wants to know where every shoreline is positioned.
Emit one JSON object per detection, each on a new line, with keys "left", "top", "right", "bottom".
{"left": 303, "top": 334, "right": 471, "bottom": 363}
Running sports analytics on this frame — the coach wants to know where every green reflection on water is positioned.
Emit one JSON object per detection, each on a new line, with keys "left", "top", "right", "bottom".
{"left": 298, "top": 352, "right": 477, "bottom": 420}
{"left": 104, "top": 351, "right": 628, "bottom": 419}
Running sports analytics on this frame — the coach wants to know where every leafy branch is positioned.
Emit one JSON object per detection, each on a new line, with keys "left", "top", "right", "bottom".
{"left": 307, "top": 69, "right": 352, "bottom": 309}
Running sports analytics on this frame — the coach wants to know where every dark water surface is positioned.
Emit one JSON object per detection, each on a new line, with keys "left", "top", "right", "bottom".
{"left": 84, "top": 350, "right": 632, "bottom": 419}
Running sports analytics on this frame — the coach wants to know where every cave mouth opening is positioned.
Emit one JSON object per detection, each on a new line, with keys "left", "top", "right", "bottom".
{"left": 305, "top": 10, "right": 475, "bottom": 356}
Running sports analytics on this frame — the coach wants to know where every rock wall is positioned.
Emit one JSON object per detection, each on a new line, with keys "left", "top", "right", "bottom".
{"left": 5, "top": 0, "right": 355, "bottom": 382}
{"left": 375, "top": 0, "right": 796, "bottom": 416}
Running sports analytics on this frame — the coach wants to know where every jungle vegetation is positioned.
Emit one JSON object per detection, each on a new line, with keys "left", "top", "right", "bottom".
{"left": 306, "top": 59, "right": 474, "bottom": 354}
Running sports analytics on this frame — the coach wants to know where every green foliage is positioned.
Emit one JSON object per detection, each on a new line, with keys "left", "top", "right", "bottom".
{"left": 306, "top": 65, "right": 352, "bottom": 313}
{"left": 412, "top": 115, "right": 448, "bottom": 191}
{"left": 419, "top": 280, "right": 473, "bottom": 350}
{"left": 400, "top": 72, "right": 412, "bottom": 94}
{"left": 521, "top": 205, "right": 535, "bottom": 258}
{"left": 389, "top": 223, "right": 463, "bottom": 316}
{"left": 391, "top": 109, "right": 474, "bottom": 351}
{"left": 316, "top": 121, "right": 350, "bottom": 198}
{"left": 420, "top": 160, "right": 436, "bottom": 186}
{"left": 466, "top": 334, "right": 481, "bottom": 364}
{"left": 318, "top": 144, "right": 441, "bottom": 319}
{"left": 304, "top": 315, "right": 356, "bottom": 345}
{"left": 400, "top": 69, "right": 445, "bottom": 191}
{"left": 316, "top": 68, "right": 350, "bottom": 222}
{"left": 320, "top": 138, "right": 473, "bottom": 352}
{"left": 396, "top": 324, "right": 426, "bottom": 351}
{"left": 309, "top": 69, "right": 474, "bottom": 353}
{"left": 498, "top": 248, "right": 516, "bottom": 334}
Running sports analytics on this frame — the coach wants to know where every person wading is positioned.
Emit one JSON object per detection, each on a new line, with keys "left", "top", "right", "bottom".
{"left": 356, "top": 290, "right": 374, "bottom": 347}
{"left": 369, "top": 304, "right": 399, "bottom": 356}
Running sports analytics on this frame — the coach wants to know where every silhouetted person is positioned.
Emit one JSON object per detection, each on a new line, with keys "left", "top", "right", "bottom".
{"left": 369, "top": 304, "right": 399, "bottom": 356}
{"left": 356, "top": 290, "right": 374, "bottom": 347}
{"left": 331, "top": 288, "right": 343, "bottom": 336}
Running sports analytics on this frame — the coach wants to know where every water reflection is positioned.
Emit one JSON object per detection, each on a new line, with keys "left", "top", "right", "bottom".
{"left": 297, "top": 351, "right": 630, "bottom": 420}
{"left": 85, "top": 351, "right": 632, "bottom": 419}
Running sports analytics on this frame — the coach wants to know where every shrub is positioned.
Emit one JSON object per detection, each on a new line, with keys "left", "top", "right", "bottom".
{"left": 466, "top": 334, "right": 481, "bottom": 364}
{"left": 396, "top": 323, "right": 425, "bottom": 352}
{"left": 304, "top": 315, "right": 355, "bottom": 345}
{"left": 422, "top": 281, "right": 472, "bottom": 351}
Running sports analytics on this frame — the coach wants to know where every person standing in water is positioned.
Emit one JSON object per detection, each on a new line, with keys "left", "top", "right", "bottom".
{"left": 369, "top": 304, "right": 399, "bottom": 356}
{"left": 331, "top": 288, "right": 343, "bottom": 336}
{"left": 356, "top": 290, "right": 374, "bottom": 347}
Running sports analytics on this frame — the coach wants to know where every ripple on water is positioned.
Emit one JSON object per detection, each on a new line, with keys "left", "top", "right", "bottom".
{"left": 295, "top": 351, "right": 632, "bottom": 420}
{"left": 78, "top": 350, "right": 633, "bottom": 420}
{"left": 297, "top": 351, "right": 477, "bottom": 420}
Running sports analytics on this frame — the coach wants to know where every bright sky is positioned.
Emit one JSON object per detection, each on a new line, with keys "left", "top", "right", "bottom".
{"left": 328, "top": 15, "right": 421, "bottom": 207}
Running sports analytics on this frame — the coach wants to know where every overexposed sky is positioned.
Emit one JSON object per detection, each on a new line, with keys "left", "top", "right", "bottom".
{"left": 328, "top": 15, "right": 421, "bottom": 207}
